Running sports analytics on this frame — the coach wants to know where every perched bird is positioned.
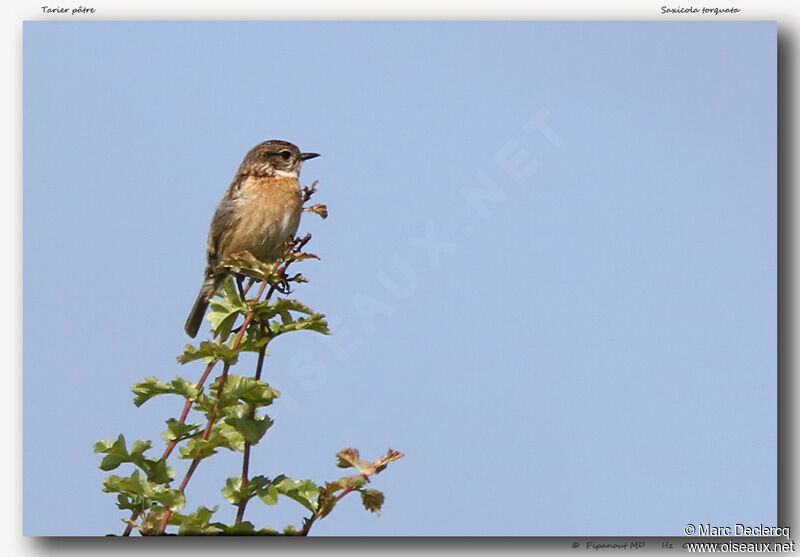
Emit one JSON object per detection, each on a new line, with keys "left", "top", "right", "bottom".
{"left": 184, "top": 140, "right": 320, "bottom": 338}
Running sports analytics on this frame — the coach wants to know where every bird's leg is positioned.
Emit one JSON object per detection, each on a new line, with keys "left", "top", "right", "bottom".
{"left": 235, "top": 274, "right": 246, "bottom": 300}
{"left": 274, "top": 282, "right": 291, "bottom": 295}
{"left": 273, "top": 267, "right": 293, "bottom": 295}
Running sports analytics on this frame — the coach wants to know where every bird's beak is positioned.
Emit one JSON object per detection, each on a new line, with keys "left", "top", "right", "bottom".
{"left": 300, "top": 152, "right": 321, "bottom": 161}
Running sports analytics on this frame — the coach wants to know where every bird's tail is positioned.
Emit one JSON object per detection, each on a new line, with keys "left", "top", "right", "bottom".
{"left": 184, "top": 273, "right": 226, "bottom": 338}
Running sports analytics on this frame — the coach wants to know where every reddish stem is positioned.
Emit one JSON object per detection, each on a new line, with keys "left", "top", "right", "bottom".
{"left": 230, "top": 242, "right": 310, "bottom": 525}
{"left": 126, "top": 235, "right": 314, "bottom": 535}
{"left": 157, "top": 279, "right": 270, "bottom": 534}
{"left": 299, "top": 477, "right": 367, "bottom": 536}
{"left": 234, "top": 340, "right": 267, "bottom": 524}
{"left": 122, "top": 360, "right": 217, "bottom": 536}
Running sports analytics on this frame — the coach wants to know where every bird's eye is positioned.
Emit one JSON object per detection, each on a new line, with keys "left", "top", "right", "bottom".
{"left": 280, "top": 150, "right": 292, "bottom": 160}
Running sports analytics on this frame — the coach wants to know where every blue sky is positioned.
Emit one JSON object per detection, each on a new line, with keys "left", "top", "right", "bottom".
{"left": 23, "top": 21, "right": 776, "bottom": 536}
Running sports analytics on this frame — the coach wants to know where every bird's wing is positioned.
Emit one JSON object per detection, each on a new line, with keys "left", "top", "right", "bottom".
{"left": 206, "top": 173, "right": 248, "bottom": 272}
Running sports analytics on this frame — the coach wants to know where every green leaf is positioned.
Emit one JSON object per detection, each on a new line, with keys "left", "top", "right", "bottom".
{"left": 221, "top": 477, "right": 246, "bottom": 505}
{"left": 344, "top": 475, "right": 368, "bottom": 490}
{"left": 101, "top": 471, "right": 147, "bottom": 497}
{"left": 272, "top": 476, "right": 320, "bottom": 512}
{"left": 218, "top": 252, "right": 281, "bottom": 281}
{"left": 317, "top": 495, "right": 338, "bottom": 519}
{"left": 143, "top": 457, "right": 174, "bottom": 484}
{"left": 269, "top": 315, "right": 330, "bottom": 336}
{"left": 177, "top": 340, "right": 239, "bottom": 365}
{"left": 235, "top": 334, "right": 270, "bottom": 355}
{"left": 222, "top": 475, "right": 295, "bottom": 507}
{"left": 102, "top": 470, "right": 185, "bottom": 512}
{"left": 313, "top": 473, "right": 366, "bottom": 520}
{"left": 212, "top": 375, "right": 280, "bottom": 408}
{"left": 220, "top": 276, "right": 247, "bottom": 309}
{"left": 251, "top": 298, "right": 316, "bottom": 321}
{"left": 224, "top": 415, "right": 273, "bottom": 445}
{"left": 246, "top": 475, "right": 272, "bottom": 490}
{"left": 257, "top": 484, "right": 280, "bottom": 505}
{"left": 179, "top": 439, "right": 216, "bottom": 460}
{"left": 94, "top": 435, "right": 173, "bottom": 484}
{"left": 95, "top": 434, "right": 139, "bottom": 471}
{"left": 132, "top": 376, "right": 200, "bottom": 407}
{"left": 206, "top": 278, "right": 248, "bottom": 338}
{"left": 161, "top": 419, "right": 202, "bottom": 444}
{"left": 325, "top": 474, "right": 367, "bottom": 493}
{"left": 178, "top": 421, "right": 247, "bottom": 460}
{"left": 219, "top": 521, "right": 256, "bottom": 535}
{"left": 255, "top": 526, "right": 280, "bottom": 535}
{"left": 360, "top": 489, "right": 385, "bottom": 514}
{"left": 155, "top": 490, "right": 186, "bottom": 513}
{"left": 170, "top": 505, "right": 221, "bottom": 535}
{"left": 207, "top": 313, "right": 239, "bottom": 341}
{"left": 212, "top": 421, "right": 247, "bottom": 451}
{"left": 115, "top": 493, "right": 140, "bottom": 512}
{"left": 283, "top": 524, "right": 301, "bottom": 536}
{"left": 101, "top": 470, "right": 150, "bottom": 513}
{"left": 249, "top": 298, "right": 331, "bottom": 337}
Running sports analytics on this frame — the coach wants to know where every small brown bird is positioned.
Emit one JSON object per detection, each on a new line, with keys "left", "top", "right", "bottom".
{"left": 184, "top": 140, "right": 320, "bottom": 338}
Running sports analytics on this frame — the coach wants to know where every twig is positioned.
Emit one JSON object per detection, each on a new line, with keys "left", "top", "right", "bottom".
{"left": 122, "top": 360, "right": 218, "bottom": 536}
{"left": 231, "top": 237, "right": 314, "bottom": 525}
{"left": 235, "top": 337, "right": 267, "bottom": 524}
{"left": 157, "top": 279, "right": 270, "bottom": 534}
{"left": 301, "top": 179, "right": 319, "bottom": 204}
{"left": 299, "top": 477, "right": 367, "bottom": 536}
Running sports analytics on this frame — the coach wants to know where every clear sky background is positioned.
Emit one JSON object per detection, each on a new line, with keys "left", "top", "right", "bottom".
{"left": 23, "top": 21, "right": 776, "bottom": 536}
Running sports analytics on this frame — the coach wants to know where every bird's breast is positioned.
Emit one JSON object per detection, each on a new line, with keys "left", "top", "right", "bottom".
{"left": 230, "top": 176, "right": 303, "bottom": 261}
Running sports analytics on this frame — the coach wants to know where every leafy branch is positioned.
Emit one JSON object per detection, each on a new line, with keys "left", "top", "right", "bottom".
{"left": 95, "top": 181, "right": 403, "bottom": 535}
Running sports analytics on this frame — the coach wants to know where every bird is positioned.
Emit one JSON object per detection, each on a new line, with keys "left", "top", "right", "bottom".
{"left": 184, "top": 140, "right": 320, "bottom": 338}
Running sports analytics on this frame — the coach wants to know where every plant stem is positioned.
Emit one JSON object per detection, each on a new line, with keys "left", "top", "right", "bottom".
{"left": 299, "top": 477, "right": 367, "bottom": 536}
{"left": 156, "top": 279, "right": 270, "bottom": 534}
{"left": 164, "top": 361, "right": 217, "bottom": 458}
{"left": 122, "top": 360, "right": 218, "bottom": 536}
{"left": 115, "top": 203, "right": 322, "bottom": 536}
{"left": 230, "top": 240, "right": 310, "bottom": 525}
{"left": 234, "top": 340, "right": 267, "bottom": 524}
